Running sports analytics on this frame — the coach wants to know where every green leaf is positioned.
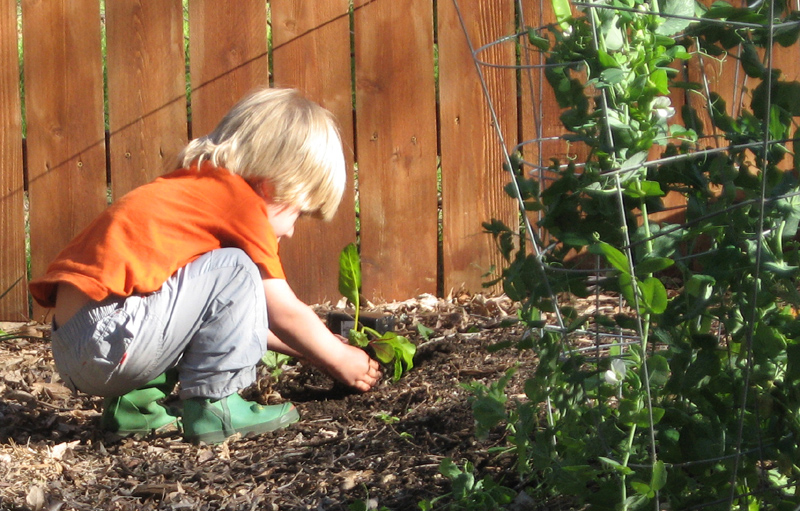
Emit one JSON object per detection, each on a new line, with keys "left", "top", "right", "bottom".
{"left": 651, "top": 68, "right": 670, "bottom": 95}
{"left": 528, "top": 28, "right": 550, "bottom": 51}
{"left": 349, "top": 500, "right": 369, "bottom": 511}
{"left": 599, "top": 457, "right": 635, "bottom": 476}
{"left": 686, "top": 274, "right": 715, "bottom": 298}
{"left": 624, "top": 180, "right": 665, "bottom": 199}
{"left": 754, "top": 323, "right": 787, "bottom": 360}
{"left": 349, "top": 329, "right": 370, "bottom": 348}
{"left": 650, "top": 460, "right": 667, "bottom": 492}
{"left": 752, "top": 80, "right": 800, "bottom": 119}
{"left": 590, "top": 242, "right": 631, "bottom": 274}
{"left": 394, "top": 334, "right": 417, "bottom": 371}
{"left": 551, "top": 0, "right": 572, "bottom": 30}
{"left": 600, "top": 68, "right": 627, "bottom": 86}
{"left": 648, "top": 354, "right": 671, "bottom": 387}
{"left": 640, "top": 277, "right": 668, "bottom": 314}
{"left": 740, "top": 42, "right": 765, "bottom": 79}
{"left": 439, "top": 458, "right": 461, "bottom": 479}
{"left": 619, "top": 273, "right": 638, "bottom": 308}
{"left": 656, "top": 0, "right": 696, "bottom": 36}
{"left": 624, "top": 494, "right": 651, "bottom": 510}
{"left": 597, "top": 49, "right": 620, "bottom": 69}
{"left": 634, "top": 257, "right": 674, "bottom": 276}
{"left": 370, "top": 339, "right": 396, "bottom": 364}
{"left": 775, "top": 14, "right": 800, "bottom": 46}
{"left": 338, "top": 243, "right": 361, "bottom": 308}
{"left": 417, "top": 323, "right": 435, "bottom": 340}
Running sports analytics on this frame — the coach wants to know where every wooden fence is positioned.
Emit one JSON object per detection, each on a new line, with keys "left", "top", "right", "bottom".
{"left": 0, "top": 0, "right": 523, "bottom": 322}
{"left": 1, "top": 0, "right": 799, "bottom": 322}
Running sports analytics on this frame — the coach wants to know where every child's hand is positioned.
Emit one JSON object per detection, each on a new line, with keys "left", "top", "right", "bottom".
{"left": 323, "top": 342, "right": 382, "bottom": 392}
{"left": 262, "top": 278, "right": 382, "bottom": 391}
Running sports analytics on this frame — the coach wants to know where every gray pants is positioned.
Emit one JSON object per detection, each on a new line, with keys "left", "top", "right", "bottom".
{"left": 51, "top": 248, "right": 269, "bottom": 400}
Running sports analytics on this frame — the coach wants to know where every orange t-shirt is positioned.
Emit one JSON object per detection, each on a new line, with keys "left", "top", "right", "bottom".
{"left": 29, "top": 163, "right": 285, "bottom": 308}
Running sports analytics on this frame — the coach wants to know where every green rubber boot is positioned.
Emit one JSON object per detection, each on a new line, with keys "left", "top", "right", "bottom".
{"left": 101, "top": 370, "right": 180, "bottom": 436}
{"left": 183, "top": 393, "right": 300, "bottom": 444}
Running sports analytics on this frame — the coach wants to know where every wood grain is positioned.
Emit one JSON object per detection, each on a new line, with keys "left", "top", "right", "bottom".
{"left": 0, "top": 0, "right": 27, "bottom": 319}
{"left": 353, "top": 0, "right": 439, "bottom": 301}
{"left": 106, "top": 0, "right": 188, "bottom": 199}
{"left": 271, "top": 1, "right": 357, "bottom": 304}
{"left": 188, "top": 0, "right": 269, "bottom": 138}
{"left": 438, "top": 0, "right": 518, "bottom": 295}
{"left": 22, "top": 0, "right": 107, "bottom": 321}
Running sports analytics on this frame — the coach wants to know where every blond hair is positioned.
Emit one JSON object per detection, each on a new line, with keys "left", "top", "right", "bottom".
{"left": 178, "top": 88, "right": 346, "bottom": 220}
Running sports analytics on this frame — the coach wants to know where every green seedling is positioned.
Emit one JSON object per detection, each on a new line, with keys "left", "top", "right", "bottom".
{"left": 260, "top": 351, "right": 293, "bottom": 380}
{"left": 375, "top": 412, "right": 400, "bottom": 424}
{"left": 339, "top": 243, "right": 416, "bottom": 381}
{"left": 416, "top": 322, "right": 435, "bottom": 341}
{"left": 418, "top": 458, "right": 515, "bottom": 510}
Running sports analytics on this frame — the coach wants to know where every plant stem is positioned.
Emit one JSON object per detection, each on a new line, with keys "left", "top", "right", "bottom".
{"left": 621, "top": 423, "right": 638, "bottom": 509}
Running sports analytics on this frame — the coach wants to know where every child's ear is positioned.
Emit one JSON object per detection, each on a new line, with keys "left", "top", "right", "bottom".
{"left": 251, "top": 180, "right": 276, "bottom": 202}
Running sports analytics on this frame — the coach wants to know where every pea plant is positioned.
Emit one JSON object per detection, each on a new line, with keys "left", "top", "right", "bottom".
{"left": 480, "top": 0, "right": 800, "bottom": 509}
{"left": 338, "top": 243, "right": 416, "bottom": 381}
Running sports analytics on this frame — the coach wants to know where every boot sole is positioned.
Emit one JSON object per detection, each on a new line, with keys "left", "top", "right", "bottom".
{"left": 185, "top": 406, "right": 300, "bottom": 444}
{"left": 112, "top": 418, "right": 183, "bottom": 437}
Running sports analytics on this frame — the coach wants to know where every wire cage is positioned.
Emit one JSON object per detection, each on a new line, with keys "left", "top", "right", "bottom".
{"left": 456, "top": 0, "right": 800, "bottom": 508}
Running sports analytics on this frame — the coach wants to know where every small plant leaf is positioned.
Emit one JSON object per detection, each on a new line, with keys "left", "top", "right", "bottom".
{"left": 619, "top": 273, "right": 638, "bottom": 308}
{"left": 624, "top": 180, "right": 665, "bottom": 199}
{"left": 650, "top": 460, "right": 668, "bottom": 492}
{"left": 439, "top": 458, "right": 461, "bottom": 479}
{"left": 417, "top": 323, "right": 435, "bottom": 340}
{"left": 640, "top": 277, "right": 668, "bottom": 314}
{"left": 338, "top": 243, "right": 361, "bottom": 308}
{"left": 656, "top": 0, "right": 696, "bottom": 36}
{"left": 634, "top": 257, "right": 674, "bottom": 276}
{"left": 370, "top": 339, "right": 396, "bottom": 364}
{"left": 631, "top": 481, "right": 651, "bottom": 496}
{"left": 349, "top": 329, "right": 370, "bottom": 348}
{"left": 599, "top": 457, "right": 635, "bottom": 476}
{"left": 590, "top": 242, "right": 631, "bottom": 274}
{"left": 527, "top": 28, "right": 550, "bottom": 51}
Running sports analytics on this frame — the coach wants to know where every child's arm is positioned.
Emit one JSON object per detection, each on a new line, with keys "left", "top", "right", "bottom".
{"left": 262, "top": 278, "right": 382, "bottom": 392}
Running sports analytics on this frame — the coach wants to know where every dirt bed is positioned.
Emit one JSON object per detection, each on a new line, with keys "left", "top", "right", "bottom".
{"left": 0, "top": 294, "right": 544, "bottom": 511}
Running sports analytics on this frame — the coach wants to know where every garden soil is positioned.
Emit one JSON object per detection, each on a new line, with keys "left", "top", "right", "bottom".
{"left": 0, "top": 294, "right": 551, "bottom": 511}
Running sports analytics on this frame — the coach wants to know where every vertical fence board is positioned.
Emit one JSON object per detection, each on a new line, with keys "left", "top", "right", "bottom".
{"left": 22, "top": 0, "right": 107, "bottom": 321}
{"left": 272, "top": 1, "right": 357, "bottom": 304}
{"left": 188, "top": 0, "right": 268, "bottom": 138}
{"left": 106, "top": 0, "right": 188, "bottom": 200}
{"left": 438, "top": 0, "right": 517, "bottom": 295}
{"left": 0, "top": 0, "right": 26, "bottom": 319}
{"left": 353, "top": 0, "right": 439, "bottom": 301}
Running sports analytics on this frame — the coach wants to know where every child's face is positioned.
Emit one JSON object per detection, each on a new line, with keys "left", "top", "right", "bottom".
{"left": 266, "top": 203, "right": 302, "bottom": 241}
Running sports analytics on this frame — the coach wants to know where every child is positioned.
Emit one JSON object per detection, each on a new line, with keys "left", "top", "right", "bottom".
{"left": 29, "top": 88, "right": 382, "bottom": 444}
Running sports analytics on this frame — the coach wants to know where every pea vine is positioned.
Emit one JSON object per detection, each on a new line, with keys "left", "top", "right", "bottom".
{"left": 478, "top": 0, "right": 800, "bottom": 509}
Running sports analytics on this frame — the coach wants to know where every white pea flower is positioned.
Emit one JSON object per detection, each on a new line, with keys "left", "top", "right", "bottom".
{"left": 604, "top": 358, "right": 628, "bottom": 385}
{"left": 651, "top": 96, "right": 676, "bottom": 120}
